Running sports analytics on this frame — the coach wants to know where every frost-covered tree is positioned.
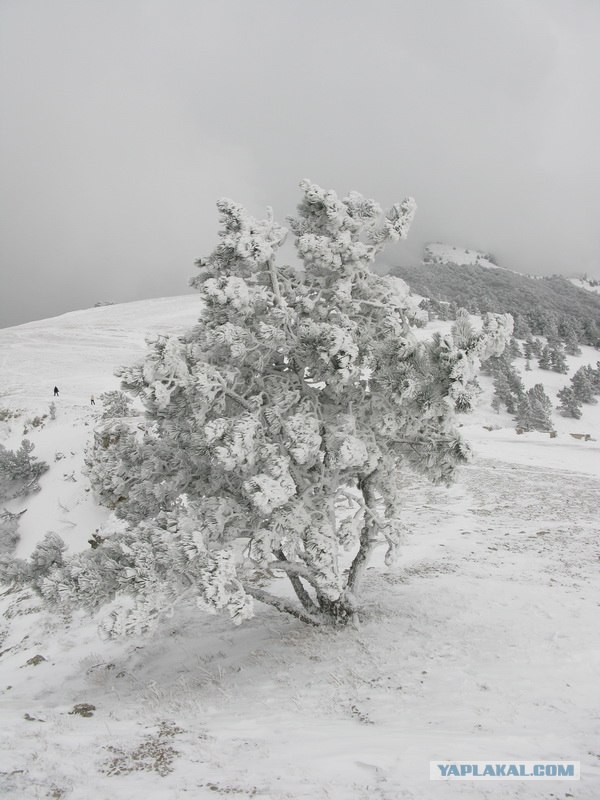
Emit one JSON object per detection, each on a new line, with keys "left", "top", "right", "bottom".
{"left": 571, "top": 367, "right": 597, "bottom": 405}
{"left": 516, "top": 384, "right": 553, "bottom": 431}
{"left": 559, "top": 322, "right": 582, "bottom": 356}
{"left": 508, "top": 337, "right": 522, "bottom": 359}
{"left": 2, "top": 182, "right": 511, "bottom": 634}
{"left": 549, "top": 344, "right": 568, "bottom": 374}
{"left": 492, "top": 373, "right": 516, "bottom": 414}
{"left": 523, "top": 337, "right": 535, "bottom": 361}
{"left": 556, "top": 387, "right": 582, "bottom": 419}
{"left": 84, "top": 423, "right": 148, "bottom": 515}
{"left": 451, "top": 308, "right": 474, "bottom": 347}
{"left": 537, "top": 341, "right": 568, "bottom": 373}
{"left": 543, "top": 319, "right": 561, "bottom": 347}
{"left": 530, "top": 338, "right": 543, "bottom": 358}
{"left": 512, "top": 314, "right": 530, "bottom": 339}
{"left": 582, "top": 320, "right": 600, "bottom": 348}
{"left": 447, "top": 300, "right": 459, "bottom": 321}
{"left": 450, "top": 310, "right": 481, "bottom": 412}
{"left": 538, "top": 345, "right": 552, "bottom": 370}
{"left": 483, "top": 351, "right": 524, "bottom": 414}
{"left": 587, "top": 361, "right": 600, "bottom": 394}
{"left": 99, "top": 390, "right": 134, "bottom": 419}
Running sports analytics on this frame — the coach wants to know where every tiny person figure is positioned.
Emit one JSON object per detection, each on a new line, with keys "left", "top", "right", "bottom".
{"left": 90, "top": 394, "right": 95, "bottom": 405}
{"left": 53, "top": 386, "right": 59, "bottom": 397}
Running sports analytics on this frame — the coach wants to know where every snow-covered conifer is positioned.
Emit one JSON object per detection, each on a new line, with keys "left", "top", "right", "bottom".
{"left": 451, "top": 309, "right": 473, "bottom": 348}
{"left": 450, "top": 311, "right": 481, "bottom": 411}
{"left": 530, "top": 338, "right": 543, "bottom": 358}
{"left": 512, "top": 314, "right": 532, "bottom": 339}
{"left": 516, "top": 384, "right": 553, "bottom": 431}
{"left": 3, "top": 182, "right": 512, "bottom": 633}
{"left": 562, "top": 327, "right": 582, "bottom": 356}
{"left": 571, "top": 367, "right": 597, "bottom": 405}
{"left": 509, "top": 337, "right": 522, "bottom": 359}
{"left": 556, "top": 387, "right": 582, "bottom": 419}
{"left": 590, "top": 363, "right": 600, "bottom": 394}
{"left": 485, "top": 351, "right": 524, "bottom": 414}
{"left": 549, "top": 344, "right": 568, "bottom": 374}
{"left": 100, "top": 390, "right": 134, "bottom": 419}
{"left": 538, "top": 345, "right": 552, "bottom": 370}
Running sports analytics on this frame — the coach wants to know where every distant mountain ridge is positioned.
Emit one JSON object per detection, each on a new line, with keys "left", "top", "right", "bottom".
{"left": 423, "top": 243, "right": 500, "bottom": 271}
{"left": 391, "top": 246, "right": 600, "bottom": 346}
{"left": 569, "top": 276, "right": 600, "bottom": 295}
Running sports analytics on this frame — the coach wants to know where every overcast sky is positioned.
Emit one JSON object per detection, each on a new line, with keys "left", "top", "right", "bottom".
{"left": 1, "top": 0, "right": 599, "bottom": 327}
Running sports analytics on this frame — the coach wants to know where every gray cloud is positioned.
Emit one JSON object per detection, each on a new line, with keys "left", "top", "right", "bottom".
{"left": 1, "top": 0, "right": 599, "bottom": 326}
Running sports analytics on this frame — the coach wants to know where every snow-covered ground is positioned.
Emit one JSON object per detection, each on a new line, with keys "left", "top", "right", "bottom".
{"left": 465, "top": 341, "right": 600, "bottom": 478}
{"left": 423, "top": 243, "right": 499, "bottom": 270}
{"left": 1, "top": 298, "right": 599, "bottom": 798}
{"left": 569, "top": 277, "right": 600, "bottom": 295}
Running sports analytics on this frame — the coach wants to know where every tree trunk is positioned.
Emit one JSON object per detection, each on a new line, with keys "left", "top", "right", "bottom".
{"left": 315, "top": 594, "right": 356, "bottom": 626}
{"left": 347, "top": 473, "right": 379, "bottom": 595}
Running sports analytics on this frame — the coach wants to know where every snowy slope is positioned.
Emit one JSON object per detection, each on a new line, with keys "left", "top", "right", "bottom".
{"left": 0, "top": 295, "right": 202, "bottom": 410}
{"left": 0, "top": 296, "right": 202, "bottom": 560}
{"left": 1, "top": 299, "right": 599, "bottom": 799}
{"left": 423, "top": 243, "right": 499, "bottom": 270}
{"left": 465, "top": 344, "right": 600, "bottom": 476}
{"left": 569, "top": 277, "right": 600, "bottom": 295}
{"left": 414, "top": 317, "right": 600, "bottom": 475}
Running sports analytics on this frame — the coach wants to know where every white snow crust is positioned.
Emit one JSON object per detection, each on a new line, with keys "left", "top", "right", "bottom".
{"left": 0, "top": 297, "right": 598, "bottom": 798}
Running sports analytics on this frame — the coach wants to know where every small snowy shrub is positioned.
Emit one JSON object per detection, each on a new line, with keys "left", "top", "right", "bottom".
{"left": 0, "top": 510, "right": 22, "bottom": 555}
{"left": 2, "top": 181, "right": 511, "bottom": 633}
{"left": 0, "top": 407, "right": 22, "bottom": 422}
{"left": 22, "top": 414, "right": 48, "bottom": 434}
{"left": 0, "top": 440, "right": 48, "bottom": 555}
{"left": 99, "top": 390, "right": 134, "bottom": 419}
{"left": 0, "top": 439, "right": 49, "bottom": 501}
